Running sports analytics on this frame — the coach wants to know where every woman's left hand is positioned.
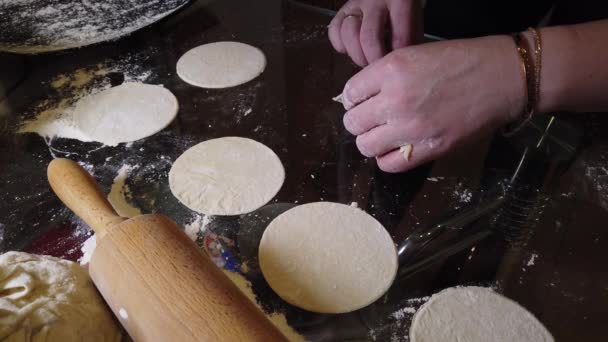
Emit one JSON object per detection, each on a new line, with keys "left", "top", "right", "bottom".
{"left": 341, "top": 35, "right": 527, "bottom": 172}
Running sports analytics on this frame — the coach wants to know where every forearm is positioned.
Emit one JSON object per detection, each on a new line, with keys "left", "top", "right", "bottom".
{"left": 523, "top": 19, "right": 608, "bottom": 113}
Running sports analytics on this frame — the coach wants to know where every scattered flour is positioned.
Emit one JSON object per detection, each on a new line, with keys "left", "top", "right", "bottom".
{"left": 184, "top": 214, "right": 214, "bottom": 242}
{"left": 118, "top": 308, "right": 129, "bottom": 320}
{"left": 0, "top": 0, "right": 187, "bottom": 53}
{"left": 108, "top": 164, "right": 141, "bottom": 218}
{"left": 391, "top": 307, "right": 417, "bottom": 320}
{"left": 452, "top": 184, "right": 473, "bottom": 204}
{"left": 78, "top": 234, "right": 96, "bottom": 266}
{"left": 527, "top": 253, "right": 538, "bottom": 266}
{"left": 17, "top": 52, "right": 156, "bottom": 148}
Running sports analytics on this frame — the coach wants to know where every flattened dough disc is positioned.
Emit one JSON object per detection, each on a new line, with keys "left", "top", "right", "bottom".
{"left": 176, "top": 42, "right": 266, "bottom": 88}
{"left": 410, "top": 286, "right": 554, "bottom": 342}
{"left": 259, "top": 202, "right": 398, "bottom": 314}
{"left": 74, "top": 82, "right": 178, "bottom": 145}
{"left": 169, "top": 137, "right": 285, "bottom": 216}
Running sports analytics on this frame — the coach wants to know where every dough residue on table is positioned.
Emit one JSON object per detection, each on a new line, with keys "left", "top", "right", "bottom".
{"left": 108, "top": 164, "right": 141, "bottom": 218}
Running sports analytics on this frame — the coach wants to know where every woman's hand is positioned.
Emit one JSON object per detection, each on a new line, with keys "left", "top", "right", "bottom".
{"left": 328, "top": 0, "right": 423, "bottom": 67}
{"left": 341, "top": 35, "right": 527, "bottom": 172}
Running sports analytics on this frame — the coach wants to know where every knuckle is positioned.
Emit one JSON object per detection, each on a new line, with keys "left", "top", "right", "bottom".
{"left": 343, "top": 113, "right": 359, "bottom": 134}
{"left": 356, "top": 135, "right": 376, "bottom": 157}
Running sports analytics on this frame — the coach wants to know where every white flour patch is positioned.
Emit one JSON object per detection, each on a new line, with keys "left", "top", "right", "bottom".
{"left": 78, "top": 234, "right": 97, "bottom": 266}
{"left": 391, "top": 307, "right": 417, "bottom": 320}
{"left": 527, "top": 253, "right": 538, "bottom": 266}
{"left": 184, "top": 214, "right": 214, "bottom": 241}
{"left": 118, "top": 308, "right": 128, "bottom": 320}
{"left": 108, "top": 164, "right": 141, "bottom": 218}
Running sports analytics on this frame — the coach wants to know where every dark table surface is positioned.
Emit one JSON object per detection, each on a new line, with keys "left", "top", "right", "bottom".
{"left": 1, "top": 0, "right": 607, "bottom": 341}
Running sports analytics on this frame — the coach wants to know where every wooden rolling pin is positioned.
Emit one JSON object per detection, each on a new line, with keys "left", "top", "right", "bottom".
{"left": 47, "top": 158, "right": 287, "bottom": 342}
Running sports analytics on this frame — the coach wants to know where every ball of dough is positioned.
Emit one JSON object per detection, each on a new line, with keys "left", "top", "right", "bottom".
{"left": 0, "top": 251, "right": 122, "bottom": 341}
{"left": 410, "top": 286, "right": 554, "bottom": 342}
{"left": 259, "top": 202, "right": 398, "bottom": 314}
{"left": 74, "top": 82, "right": 178, "bottom": 146}
{"left": 176, "top": 42, "right": 266, "bottom": 88}
{"left": 169, "top": 137, "right": 285, "bottom": 216}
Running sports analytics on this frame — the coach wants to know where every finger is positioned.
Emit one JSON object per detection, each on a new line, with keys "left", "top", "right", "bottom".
{"left": 341, "top": 16, "right": 367, "bottom": 67}
{"left": 328, "top": 11, "right": 347, "bottom": 53}
{"left": 376, "top": 141, "right": 439, "bottom": 173}
{"left": 341, "top": 59, "right": 384, "bottom": 109}
{"left": 343, "top": 96, "right": 386, "bottom": 135}
{"left": 388, "top": 0, "right": 420, "bottom": 49}
{"left": 355, "top": 123, "right": 416, "bottom": 157}
{"left": 359, "top": 6, "right": 388, "bottom": 63}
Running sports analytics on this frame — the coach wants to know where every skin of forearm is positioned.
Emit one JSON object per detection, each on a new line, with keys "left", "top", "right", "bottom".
{"left": 521, "top": 19, "right": 608, "bottom": 113}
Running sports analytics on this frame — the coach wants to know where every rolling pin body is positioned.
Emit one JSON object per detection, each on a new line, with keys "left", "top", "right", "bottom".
{"left": 48, "top": 159, "right": 287, "bottom": 342}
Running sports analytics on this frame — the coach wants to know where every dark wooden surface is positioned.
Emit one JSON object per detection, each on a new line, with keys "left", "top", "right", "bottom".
{"left": 0, "top": 0, "right": 607, "bottom": 340}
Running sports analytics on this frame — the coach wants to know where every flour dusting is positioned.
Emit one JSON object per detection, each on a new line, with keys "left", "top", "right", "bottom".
{"left": 0, "top": 0, "right": 187, "bottom": 53}
{"left": 108, "top": 164, "right": 141, "bottom": 218}
{"left": 184, "top": 214, "right": 214, "bottom": 242}
{"left": 78, "top": 234, "right": 97, "bottom": 266}
{"left": 527, "top": 253, "right": 538, "bottom": 266}
{"left": 17, "top": 51, "right": 156, "bottom": 148}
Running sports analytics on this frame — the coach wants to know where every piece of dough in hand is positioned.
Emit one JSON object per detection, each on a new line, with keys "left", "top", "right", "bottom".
{"left": 0, "top": 251, "right": 122, "bottom": 341}
{"left": 176, "top": 42, "right": 266, "bottom": 88}
{"left": 259, "top": 202, "right": 398, "bottom": 314}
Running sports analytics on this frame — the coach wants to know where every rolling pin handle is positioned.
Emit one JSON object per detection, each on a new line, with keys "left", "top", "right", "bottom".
{"left": 47, "top": 158, "right": 124, "bottom": 238}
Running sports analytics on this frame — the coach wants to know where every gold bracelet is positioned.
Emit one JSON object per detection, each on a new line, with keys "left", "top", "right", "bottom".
{"left": 503, "top": 28, "right": 541, "bottom": 136}
{"left": 528, "top": 27, "right": 542, "bottom": 114}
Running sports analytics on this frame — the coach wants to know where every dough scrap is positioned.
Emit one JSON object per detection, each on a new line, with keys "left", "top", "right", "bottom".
{"left": 410, "top": 286, "right": 554, "bottom": 342}
{"left": 74, "top": 82, "right": 178, "bottom": 145}
{"left": 259, "top": 202, "right": 398, "bottom": 314}
{"left": 399, "top": 144, "right": 413, "bottom": 161}
{"left": 176, "top": 42, "right": 266, "bottom": 88}
{"left": 169, "top": 137, "right": 285, "bottom": 216}
{"left": 0, "top": 251, "right": 122, "bottom": 342}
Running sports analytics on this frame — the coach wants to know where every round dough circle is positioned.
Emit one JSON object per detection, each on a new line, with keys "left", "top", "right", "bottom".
{"left": 259, "top": 202, "right": 398, "bottom": 314}
{"left": 410, "top": 286, "right": 554, "bottom": 342}
{"left": 0, "top": 251, "right": 122, "bottom": 341}
{"left": 74, "top": 82, "right": 178, "bottom": 145}
{"left": 176, "top": 42, "right": 266, "bottom": 88}
{"left": 169, "top": 137, "right": 285, "bottom": 216}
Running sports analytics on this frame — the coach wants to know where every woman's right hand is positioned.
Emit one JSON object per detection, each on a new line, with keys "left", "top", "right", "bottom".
{"left": 328, "top": 0, "right": 423, "bottom": 67}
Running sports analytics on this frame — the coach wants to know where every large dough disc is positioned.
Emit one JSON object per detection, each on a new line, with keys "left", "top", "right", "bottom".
{"left": 176, "top": 42, "right": 266, "bottom": 88}
{"left": 169, "top": 137, "right": 285, "bottom": 216}
{"left": 74, "top": 82, "right": 178, "bottom": 145}
{"left": 410, "top": 286, "right": 554, "bottom": 342}
{"left": 259, "top": 202, "right": 398, "bottom": 314}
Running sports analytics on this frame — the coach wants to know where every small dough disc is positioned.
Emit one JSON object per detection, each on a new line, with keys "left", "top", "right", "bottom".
{"left": 169, "top": 137, "right": 285, "bottom": 216}
{"left": 0, "top": 251, "right": 122, "bottom": 341}
{"left": 74, "top": 82, "right": 178, "bottom": 145}
{"left": 259, "top": 202, "right": 398, "bottom": 313}
{"left": 410, "top": 286, "right": 554, "bottom": 342}
{"left": 176, "top": 42, "right": 266, "bottom": 88}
